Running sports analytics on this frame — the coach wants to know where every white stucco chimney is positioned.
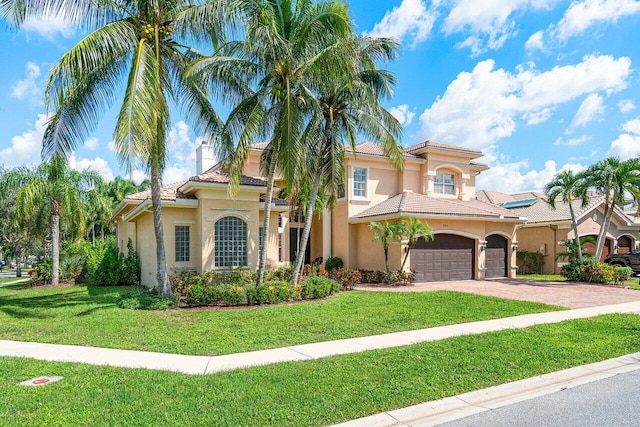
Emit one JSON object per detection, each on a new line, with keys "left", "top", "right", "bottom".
{"left": 196, "top": 141, "right": 217, "bottom": 174}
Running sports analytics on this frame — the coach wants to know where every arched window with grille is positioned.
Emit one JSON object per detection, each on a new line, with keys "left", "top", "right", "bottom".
{"left": 214, "top": 216, "right": 248, "bottom": 267}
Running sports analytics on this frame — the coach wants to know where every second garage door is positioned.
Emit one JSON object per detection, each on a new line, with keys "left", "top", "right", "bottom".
{"left": 411, "top": 234, "right": 475, "bottom": 282}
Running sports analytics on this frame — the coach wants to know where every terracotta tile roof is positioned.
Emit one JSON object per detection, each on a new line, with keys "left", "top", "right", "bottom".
{"left": 352, "top": 192, "right": 522, "bottom": 220}
{"left": 123, "top": 181, "right": 195, "bottom": 202}
{"left": 260, "top": 195, "right": 289, "bottom": 206}
{"left": 189, "top": 168, "right": 267, "bottom": 187}
{"left": 476, "top": 190, "right": 546, "bottom": 205}
{"left": 404, "top": 140, "right": 483, "bottom": 156}
{"left": 508, "top": 196, "right": 604, "bottom": 224}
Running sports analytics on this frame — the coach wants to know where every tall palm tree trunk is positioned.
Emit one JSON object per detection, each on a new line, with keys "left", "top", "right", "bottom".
{"left": 595, "top": 202, "right": 615, "bottom": 260}
{"left": 150, "top": 163, "right": 172, "bottom": 298}
{"left": 292, "top": 171, "right": 321, "bottom": 284}
{"left": 568, "top": 204, "right": 583, "bottom": 263}
{"left": 51, "top": 201, "right": 60, "bottom": 285}
{"left": 257, "top": 157, "right": 277, "bottom": 286}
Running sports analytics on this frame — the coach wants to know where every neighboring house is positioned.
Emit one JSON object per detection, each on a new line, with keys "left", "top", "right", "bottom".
{"left": 477, "top": 190, "right": 640, "bottom": 274}
{"left": 114, "top": 140, "right": 525, "bottom": 287}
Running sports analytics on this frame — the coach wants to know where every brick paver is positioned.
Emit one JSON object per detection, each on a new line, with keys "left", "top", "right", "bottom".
{"left": 355, "top": 279, "right": 640, "bottom": 309}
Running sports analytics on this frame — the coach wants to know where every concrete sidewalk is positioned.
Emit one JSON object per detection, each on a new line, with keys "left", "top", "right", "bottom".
{"left": 332, "top": 352, "right": 640, "bottom": 427}
{"left": 2, "top": 301, "right": 640, "bottom": 375}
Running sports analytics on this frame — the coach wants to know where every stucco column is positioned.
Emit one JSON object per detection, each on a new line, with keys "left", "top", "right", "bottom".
{"left": 322, "top": 209, "right": 332, "bottom": 261}
{"left": 424, "top": 172, "right": 435, "bottom": 195}
{"left": 478, "top": 239, "right": 487, "bottom": 279}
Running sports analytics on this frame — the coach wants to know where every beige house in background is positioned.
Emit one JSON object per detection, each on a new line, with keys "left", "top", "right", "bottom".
{"left": 478, "top": 190, "right": 640, "bottom": 274}
{"left": 114, "top": 140, "right": 525, "bottom": 288}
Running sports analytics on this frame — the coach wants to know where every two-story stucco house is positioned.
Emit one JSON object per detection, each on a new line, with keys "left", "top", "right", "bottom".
{"left": 113, "top": 140, "right": 526, "bottom": 287}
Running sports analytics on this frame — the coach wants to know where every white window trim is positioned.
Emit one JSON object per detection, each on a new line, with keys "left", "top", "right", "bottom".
{"left": 352, "top": 166, "right": 368, "bottom": 200}
{"left": 434, "top": 172, "right": 456, "bottom": 196}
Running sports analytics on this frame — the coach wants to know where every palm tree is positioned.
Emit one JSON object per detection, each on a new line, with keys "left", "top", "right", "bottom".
{"left": 399, "top": 217, "right": 433, "bottom": 271}
{"left": 189, "top": 0, "right": 353, "bottom": 285}
{"left": 4, "top": 155, "right": 100, "bottom": 284}
{"left": 289, "top": 36, "right": 404, "bottom": 284}
{"left": 544, "top": 170, "right": 588, "bottom": 263}
{"left": 584, "top": 158, "right": 640, "bottom": 260}
{"left": 369, "top": 220, "right": 404, "bottom": 272}
{"left": 85, "top": 180, "right": 115, "bottom": 244}
{"left": 4, "top": 0, "right": 241, "bottom": 297}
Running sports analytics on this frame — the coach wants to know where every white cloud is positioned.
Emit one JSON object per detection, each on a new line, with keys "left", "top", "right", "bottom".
{"left": 21, "top": 14, "right": 76, "bottom": 39}
{"left": 553, "top": 135, "right": 591, "bottom": 146}
{"left": 419, "top": 54, "right": 632, "bottom": 150}
{"left": 0, "top": 113, "right": 49, "bottom": 168}
{"left": 522, "top": 107, "right": 556, "bottom": 125}
{"left": 131, "top": 170, "right": 147, "bottom": 186}
{"left": 11, "top": 62, "right": 43, "bottom": 105}
{"left": 444, "top": 0, "right": 559, "bottom": 55}
{"left": 476, "top": 158, "right": 587, "bottom": 193}
{"left": 389, "top": 104, "right": 416, "bottom": 125}
{"left": 84, "top": 137, "right": 99, "bottom": 151}
{"left": 367, "top": 0, "right": 436, "bottom": 48}
{"left": 618, "top": 99, "right": 636, "bottom": 113}
{"left": 570, "top": 93, "right": 605, "bottom": 128}
{"left": 553, "top": 0, "right": 640, "bottom": 41}
{"left": 525, "top": 30, "right": 546, "bottom": 52}
{"left": 162, "top": 121, "right": 199, "bottom": 183}
{"left": 163, "top": 165, "right": 194, "bottom": 185}
{"left": 608, "top": 117, "right": 640, "bottom": 159}
{"left": 68, "top": 155, "right": 114, "bottom": 182}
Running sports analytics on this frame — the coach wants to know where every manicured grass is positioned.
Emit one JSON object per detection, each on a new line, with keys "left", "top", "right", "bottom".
{"left": 0, "top": 285, "right": 563, "bottom": 355}
{"left": 1, "top": 314, "right": 639, "bottom": 426}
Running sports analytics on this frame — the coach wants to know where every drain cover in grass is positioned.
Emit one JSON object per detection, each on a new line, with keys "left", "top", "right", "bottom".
{"left": 19, "top": 376, "right": 63, "bottom": 386}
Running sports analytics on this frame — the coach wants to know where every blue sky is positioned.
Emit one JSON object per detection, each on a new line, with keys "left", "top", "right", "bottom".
{"left": 1, "top": 0, "right": 639, "bottom": 192}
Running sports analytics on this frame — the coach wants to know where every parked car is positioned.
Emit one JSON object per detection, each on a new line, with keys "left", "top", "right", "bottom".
{"left": 604, "top": 252, "right": 640, "bottom": 275}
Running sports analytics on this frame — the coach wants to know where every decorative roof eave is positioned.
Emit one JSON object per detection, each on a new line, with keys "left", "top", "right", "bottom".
{"left": 179, "top": 180, "right": 268, "bottom": 195}
{"left": 574, "top": 198, "right": 636, "bottom": 227}
{"left": 405, "top": 141, "right": 484, "bottom": 159}
{"left": 349, "top": 211, "right": 527, "bottom": 224}
{"left": 345, "top": 151, "right": 426, "bottom": 164}
{"left": 112, "top": 199, "right": 139, "bottom": 220}
{"left": 519, "top": 219, "right": 572, "bottom": 228}
{"left": 260, "top": 202, "right": 290, "bottom": 212}
{"left": 122, "top": 198, "right": 199, "bottom": 222}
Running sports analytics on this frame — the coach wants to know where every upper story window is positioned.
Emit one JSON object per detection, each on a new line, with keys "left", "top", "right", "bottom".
{"left": 435, "top": 173, "right": 455, "bottom": 195}
{"left": 175, "top": 226, "right": 190, "bottom": 262}
{"left": 353, "top": 167, "right": 367, "bottom": 198}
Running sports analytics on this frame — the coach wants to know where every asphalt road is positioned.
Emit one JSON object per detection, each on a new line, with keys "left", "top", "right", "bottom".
{"left": 440, "top": 369, "right": 640, "bottom": 427}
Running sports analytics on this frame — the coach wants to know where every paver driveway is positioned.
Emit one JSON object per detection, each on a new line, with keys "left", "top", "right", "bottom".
{"left": 355, "top": 279, "right": 640, "bottom": 309}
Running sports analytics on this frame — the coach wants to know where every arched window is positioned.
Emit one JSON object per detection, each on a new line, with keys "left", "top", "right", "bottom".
{"left": 214, "top": 217, "right": 247, "bottom": 267}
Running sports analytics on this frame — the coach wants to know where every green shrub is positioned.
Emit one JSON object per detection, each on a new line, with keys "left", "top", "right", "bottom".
{"left": 222, "top": 285, "right": 247, "bottom": 306}
{"left": 516, "top": 251, "right": 543, "bottom": 274}
{"left": 301, "top": 276, "right": 339, "bottom": 299}
{"left": 329, "top": 268, "right": 362, "bottom": 290}
{"left": 117, "top": 288, "right": 176, "bottom": 310}
{"left": 264, "top": 265, "right": 293, "bottom": 282}
{"left": 561, "top": 258, "right": 632, "bottom": 285}
{"left": 121, "top": 239, "right": 141, "bottom": 286}
{"left": 29, "top": 260, "right": 52, "bottom": 286}
{"left": 324, "top": 256, "right": 343, "bottom": 271}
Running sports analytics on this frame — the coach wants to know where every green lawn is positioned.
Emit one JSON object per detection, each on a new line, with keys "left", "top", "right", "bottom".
{"left": 1, "top": 314, "right": 639, "bottom": 426}
{"left": 0, "top": 285, "right": 563, "bottom": 355}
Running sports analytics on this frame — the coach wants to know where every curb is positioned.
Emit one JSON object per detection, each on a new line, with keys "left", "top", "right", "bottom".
{"left": 332, "top": 352, "right": 640, "bottom": 427}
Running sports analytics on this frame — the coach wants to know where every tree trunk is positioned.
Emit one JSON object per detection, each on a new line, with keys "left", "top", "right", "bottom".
{"left": 257, "top": 157, "right": 277, "bottom": 286}
{"left": 384, "top": 244, "right": 389, "bottom": 272}
{"left": 51, "top": 205, "right": 60, "bottom": 285}
{"left": 595, "top": 201, "right": 614, "bottom": 261}
{"left": 92, "top": 226, "right": 96, "bottom": 246}
{"left": 150, "top": 162, "right": 172, "bottom": 298}
{"left": 400, "top": 243, "right": 412, "bottom": 271}
{"left": 292, "top": 172, "right": 321, "bottom": 284}
{"left": 568, "top": 204, "right": 583, "bottom": 263}
{"left": 15, "top": 255, "right": 21, "bottom": 278}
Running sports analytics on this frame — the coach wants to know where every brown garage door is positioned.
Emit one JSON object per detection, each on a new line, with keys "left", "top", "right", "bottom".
{"left": 583, "top": 236, "right": 611, "bottom": 262}
{"left": 618, "top": 236, "right": 632, "bottom": 254}
{"left": 411, "top": 234, "right": 474, "bottom": 282}
{"left": 485, "top": 234, "right": 507, "bottom": 278}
